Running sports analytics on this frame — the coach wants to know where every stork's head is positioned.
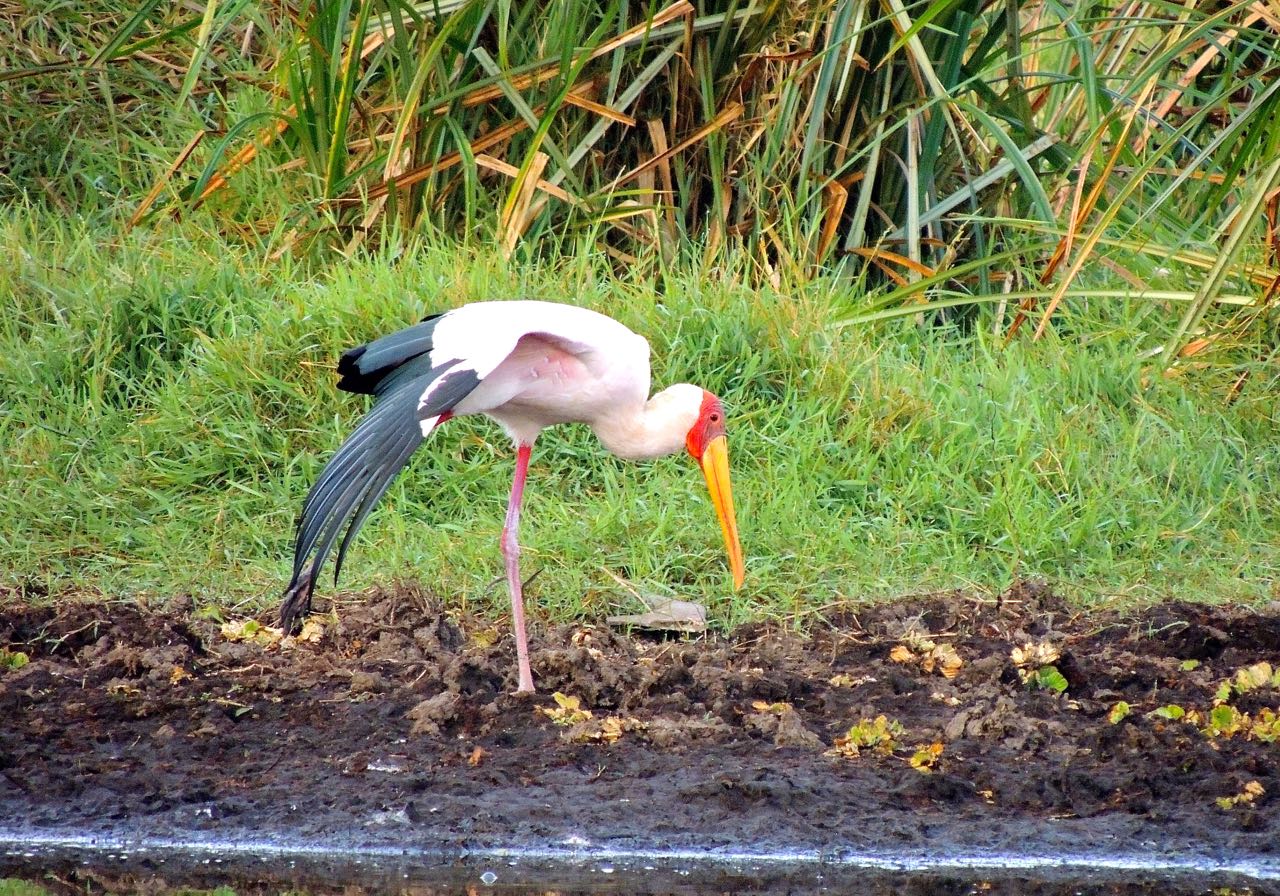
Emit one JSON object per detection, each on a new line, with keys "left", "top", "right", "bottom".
{"left": 682, "top": 389, "right": 746, "bottom": 590}
{"left": 593, "top": 383, "right": 745, "bottom": 589}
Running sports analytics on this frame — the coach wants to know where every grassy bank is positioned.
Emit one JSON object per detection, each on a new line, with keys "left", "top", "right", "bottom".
{"left": 3, "top": 210, "right": 1276, "bottom": 623}
{"left": 4, "top": 1, "right": 1279, "bottom": 622}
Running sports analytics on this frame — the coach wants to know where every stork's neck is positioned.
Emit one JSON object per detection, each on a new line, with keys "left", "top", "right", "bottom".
{"left": 591, "top": 383, "right": 703, "bottom": 461}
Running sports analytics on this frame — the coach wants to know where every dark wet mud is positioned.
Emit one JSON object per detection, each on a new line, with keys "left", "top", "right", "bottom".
{"left": 2, "top": 583, "right": 1278, "bottom": 891}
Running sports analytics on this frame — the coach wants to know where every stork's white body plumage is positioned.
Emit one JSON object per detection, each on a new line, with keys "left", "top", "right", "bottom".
{"left": 280, "top": 299, "right": 743, "bottom": 693}
{"left": 429, "top": 302, "right": 661, "bottom": 451}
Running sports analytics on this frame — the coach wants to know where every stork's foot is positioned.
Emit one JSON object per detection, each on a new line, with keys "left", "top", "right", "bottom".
{"left": 279, "top": 566, "right": 316, "bottom": 634}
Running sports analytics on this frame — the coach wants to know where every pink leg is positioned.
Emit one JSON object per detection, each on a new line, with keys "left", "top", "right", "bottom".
{"left": 503, "top": 443, "right": 535, "bottom": 693}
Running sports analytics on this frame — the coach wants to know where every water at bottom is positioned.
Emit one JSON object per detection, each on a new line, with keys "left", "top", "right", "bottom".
{"left": 1, "top": 843, "right": 1272, "bottom": 896}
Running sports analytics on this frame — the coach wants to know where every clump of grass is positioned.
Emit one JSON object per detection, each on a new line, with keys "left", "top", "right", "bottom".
{"left": 6, "top": 2, "right": 1279, "bottom": 372}
{"left": 0, "top": 2, "right": 263, "bottom": 215}
{"left": 2, "top": 209, "right": 1277, "bottom": 623}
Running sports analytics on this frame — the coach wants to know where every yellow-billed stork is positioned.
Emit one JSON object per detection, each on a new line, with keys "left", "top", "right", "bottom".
{"left": 279, "top": 299, "right": 745, "bottom": 693}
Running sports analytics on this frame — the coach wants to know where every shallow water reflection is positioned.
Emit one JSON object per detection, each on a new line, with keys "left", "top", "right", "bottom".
{"left": 2, "top": 850, "right": 1272, "bottom": 896}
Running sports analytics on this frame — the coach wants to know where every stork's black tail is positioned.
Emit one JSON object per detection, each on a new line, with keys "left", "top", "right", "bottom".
{"left": 336, "top": 312, "right": 443, "bottom": 395}
{"left": 280, "top": 315, "right": 480, "bottom": 633}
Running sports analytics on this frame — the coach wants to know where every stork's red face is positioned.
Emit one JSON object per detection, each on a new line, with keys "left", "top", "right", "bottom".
{"left": 685, "top": 391, "right": 745, "bottom": 590}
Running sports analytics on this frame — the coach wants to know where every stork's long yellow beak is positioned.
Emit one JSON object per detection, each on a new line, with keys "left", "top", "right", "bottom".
{"left": 699, "top": 434, "right": 745, "bottom": 589}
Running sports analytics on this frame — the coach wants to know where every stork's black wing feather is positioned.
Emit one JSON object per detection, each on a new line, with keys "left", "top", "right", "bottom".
{"left": 279, "top": 337, "right": 482, "bottom": 633}
{"left": 336, "top": 312, "right": 444, "bottom": 395}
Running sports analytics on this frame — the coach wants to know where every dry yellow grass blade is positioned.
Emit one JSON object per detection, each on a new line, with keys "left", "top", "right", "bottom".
{"left": 367, "top": 71, "right": 635, "bottom": 207}
{"left": 561, "top": 90, "right": 636, "bottom": 127}
{"left": 1161, "top": 154, "right": 1280, "bottom": 366}
{"left": 343, "top": 141, "right": 415, "bottom": 257}
{"left": 848, "top": 247, "right": 936, "bottom": 285}
{"left": 128, "top": 130, "right": 205, "bottom": 228}
{"left": 591, "top": 0, "right": 692, "bottom": 56}
{"left": 1020, "top": 11, "right": 1207, "bottom": 338}
{"left": 817, "top": 181, "right": 848, "bottom": 263}
{"left": 1030, "top": 135, "right": 1148, "bottom": 336}
{"left": 366, "top": 118, "right": 530, "bottom": 200}
{"left": 603, "top": 102, "right": 744, "bottom": 194}
{"left": 597, "top": 202, "right": 662, "bottom": 248}
{"left": 644, "top": 119, "right": 678, "bottom": 246}
{"left": 882, "top": 0, "right": 981, "bottom": 160}
{"left": 195, "top": 117, "right": 289, "bottom": 206}
{"left": 500, "top": 150, "right": 549, "bottom": 258}
{"left": 474, "top": 154, "right": 579, "bottom": 205}
{"left": 191, "top": 15, "right": 397, "bottom": 208}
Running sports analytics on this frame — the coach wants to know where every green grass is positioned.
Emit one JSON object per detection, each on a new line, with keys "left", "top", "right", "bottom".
{"left": 3, "top": 208, "right": 1276, "bottom": 625}
{"left": 1, "top": 1, "right": 1278, "bottom": 634}
{"left": 0, "top": 881, "right": 52, "bottom": 896}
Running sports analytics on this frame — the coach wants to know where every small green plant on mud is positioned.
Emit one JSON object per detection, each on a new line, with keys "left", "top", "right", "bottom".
{"left": 908, "top": 743, "right": 944, "bottom": 774}
{"left": 827, "top": 715, "right": 943, "bottom": 774}
{"left": 540, "top": 692, "right": 593, "bottom": 727}
{"left": 220, "top": 618, "right": 283, "bottom": 648}
{"left": 1121, "top": 661, "right": 1280, "bottom": 744}
{"left": 0, "top": 649, "right": 28, "bottom": 672}
{"left": 1215, "top": 780, "right": 1265, "bottom": 811}
{"left": 828, "top": 715, "right": 903, "bottom": 759}
{"left": 1201, "top": 705, "right": 1280, "bottom": 743}
{"left": 1213, "top": 662, "right": 1280, "bottom": 704}
{"left": 1026, "top": 666, "right": 1069, "bottom": 694}
{"left": 1198, "top": 662, "right": 1280, "bottom": 742}
{"left": 1011, "top": 643, "right": 1067, "bottom": 694}
{"left": 890, "top": 636, "right": 963, "bottom": 679}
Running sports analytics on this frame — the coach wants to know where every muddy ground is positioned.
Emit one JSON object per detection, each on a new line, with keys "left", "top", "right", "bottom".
{"left": 1, "top": 582, "right": 1278, "bottom": 891}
